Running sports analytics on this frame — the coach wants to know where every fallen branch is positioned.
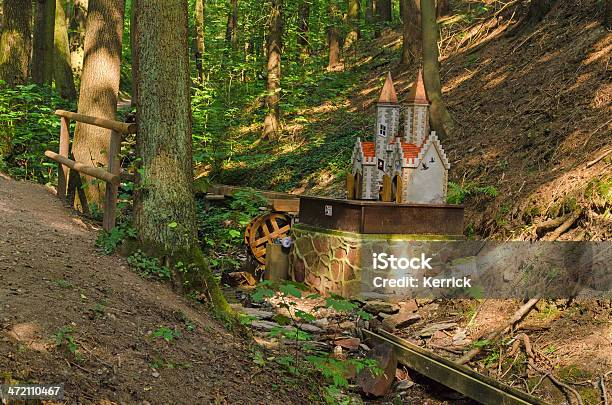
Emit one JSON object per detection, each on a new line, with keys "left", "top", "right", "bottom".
{"left": 601, "top": 371, "right": 611, "bottom": 405}
{"left": 535, "top": 215, "right": 569, "bottom": 237}
{"left": 530, "top": 365, "right": 584, "bottom": 405}
{"left": 457, "top": 295, "right": 541, "bottom": 365}
{"left": 586, "top": 148, "right": 612, "bottom": 168}
{"left": 543, "top": 209, "right": 582, "bottom": 241}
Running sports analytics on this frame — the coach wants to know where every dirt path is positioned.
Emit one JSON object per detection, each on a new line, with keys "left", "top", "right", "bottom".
{"left": 0, "top": 174, "right": 316, "bottom": 404}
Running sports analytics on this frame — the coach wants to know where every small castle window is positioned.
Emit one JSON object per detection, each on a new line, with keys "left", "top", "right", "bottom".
{"left": 379, "top": 124, "right": 386, "bottom": 137}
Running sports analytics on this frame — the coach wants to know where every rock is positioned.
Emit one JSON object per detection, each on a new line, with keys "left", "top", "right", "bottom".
{"left": 313, "top": 318, "right": 329, "bottom": 328}
{"left": 251, "top": 320, "right": 282, "bottom": 331}
{"left": 363, "top": 301, "right": 399, "bottom": 315}
{"left": 299, "top": 323, "right": 323, "bottom": 333}
{"left": 152, "top": 371, "right": 160, "bottom": 378}
{"left": 334, "top": 337, "right": 360, "bottom": 351}
{"left": 396, "top": 380, "right": 414, "bottom": 390}
{"left": 418, "top": 322, "right": 457, "bottom": 338}
{"left": 382, "top": 313, "right": 422, "bottom": 331}
{"left": 357, "top": 343, "right": 398, "bottom": 397}
{"left": 339, "top": 320, "right": 355, "bottom": 330}
{"left": 359, "top": 343, "right": 371, "bottom": 351}
{"left": 399, "top": 299, "right": 418, "bottom": 313}
{"left": 237, "top": 306, "right": 275, "bottom": 320}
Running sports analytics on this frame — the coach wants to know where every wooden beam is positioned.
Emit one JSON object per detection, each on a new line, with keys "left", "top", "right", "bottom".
{"left": 102, "top": 130, "right": 121, "bottom": 232}
{"left": 55, "top": 110, "right": 137, "bottom": 135}
{"left": 57, "top": 116, "right": 70, "bottom": 200}
{"left": 363, "top": 329, "right": 549, "bottom": 405}
{"left": 346, "top": 173, "right": 355, "bottom": 200}
{"left": 272, "top": 198, "right": 299, "bottom": 213}
{"left": 44, "top": 151, "right": 119, "bottom": 185}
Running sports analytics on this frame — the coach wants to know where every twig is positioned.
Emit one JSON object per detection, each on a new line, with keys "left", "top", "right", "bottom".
{"left": 457, "top": 295, "right": 541, "bottom": 365}
{"left": 601, "top": 371, "right": 611, "bottom": 405}
{"left": 530, "top": 365, "right": 584, "bottom": 405}
{"left": 582, "top": 119, "right": 612, "bottom": 147}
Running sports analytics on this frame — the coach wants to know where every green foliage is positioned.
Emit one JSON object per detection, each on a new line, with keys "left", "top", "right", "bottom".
{"left": 447, "top": 181, "right": 499, "bottom": 204}
{"left": 127, "top": 250, "right": 171, "bottom": 280}
{"left": 151, "top": 326, "right": 181, "bottom": 342}
{"left": 96, "top": 224, "right": 137, "bottom": 254}
{"left": 53, "top": 326, "right": 82, "bottom": 360}
{"left": 0, "top": 83, "right": 74, "bottom": 182}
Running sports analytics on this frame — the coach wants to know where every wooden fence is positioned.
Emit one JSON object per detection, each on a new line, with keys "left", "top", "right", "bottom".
{"left": 45, "top": 110, "right": 137, "bottom": 232}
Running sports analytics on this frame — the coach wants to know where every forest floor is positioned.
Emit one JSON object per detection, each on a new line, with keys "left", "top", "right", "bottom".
{"left": 0, "top": 174, "right": 319, "bottom": 404}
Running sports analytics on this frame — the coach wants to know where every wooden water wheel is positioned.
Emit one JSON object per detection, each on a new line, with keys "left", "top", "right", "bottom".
{"left": 246, "top": 212, "right": 291, "bottom": 265}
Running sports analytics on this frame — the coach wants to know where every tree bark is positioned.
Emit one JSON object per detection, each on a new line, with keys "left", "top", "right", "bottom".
{"left": 297, "top": 0, "right": 309, "bottom": 57}
{"left": 32, "top": 0, "right": 56, "bottom": 85}
{"left": 604, "top": 0, "right": 611, "bottom": 29}
{"left": 377, "top": 0, "right": 392, "bottom": 21}
{"left": 345, "top": 0, "right": 361, "bottom": 49}
{"left": 421, "top": 0, "right": 452, "bottom": 137}
{"left": 0, "top": 0, "right": 32, "bottom": 86}
{"left": 133, "top": 0, "right": 230, "bottom": 313}
{"left": 72, "top": 0, "right": 124, "bottom": 209}
{"left": 436, "top": 0, "right": 449, "bottom": 18}
{"left": 263, "top": 0, "right": 282, "bottom": 139}
{"left": 69, "top": 0, "right": 88, "bottom": 78}
{"left": 509, "top": 0, "right": 558, "bottom": 36}
{"left": 195, "top": 0, "right": 205, "bottom": 81}
{"left": 53, "top": 0, "right": 76, "bottom": 99}
{"left": 225, "top": 0, "right": 238, "bottom": 50}
{"left": 130, "top": 0, "right": 138, "bottom": 105}
{"left": 365, "top": 0, "right": 375, "bottom": 23}
{"left": 327, "top": 0, "right": 341, "bottom": 69}
{"left": 401, "top": 0, "right": 420, "bottom": 65}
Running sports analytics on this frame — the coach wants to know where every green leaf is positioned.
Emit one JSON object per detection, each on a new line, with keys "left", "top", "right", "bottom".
{"left": 168, "top": 222, "right": 178, "bottom": 228}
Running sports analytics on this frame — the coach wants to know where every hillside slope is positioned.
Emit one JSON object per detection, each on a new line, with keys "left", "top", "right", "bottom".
{"left": 215, "top": 0, "right": 611, "bottom": 240}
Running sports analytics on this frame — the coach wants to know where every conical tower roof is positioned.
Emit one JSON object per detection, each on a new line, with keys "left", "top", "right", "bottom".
{"left": 378, "top": 72, "right": 399, "bottom": 104}
{"left": 406, "top": 68, "right": 429, "bottom": 104}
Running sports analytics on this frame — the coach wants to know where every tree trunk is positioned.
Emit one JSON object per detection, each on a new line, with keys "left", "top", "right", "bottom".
{"left": 130, "top": 0, "right": 138, "bottom": 105}
{"left": 365, "top": 0, "right": 374, "bottom": 23}
{"left": 69, "top": 0, "right": 87, "bottom": 79}
{"left": 32, "top": 0, "right": 56, "bottom": 85}
{"left": 133, "top": 0, "right": 230, "bottom": 313}
{"left": 401, "top": 0, "right": 420, "bottom": 65}
{"left": 509, "top": 0, "right": 558, "bottom": 36}
{"left": 377, "top": 0, "right": 392, "bottom": 21}
{"left": 327, "top": 0, "right": 341, "bottom": 69}
{"left": 262, "top": 0, "right": 282, "bottom": 139}
{"left": 225, "top": 0, "right": 238, "bottom": 50}
{"left": 53, "top": 0, "right": 76, "bottom": 99}
{"left": 345, "top": 0, "right": 360, "bottom": 49}
{"left": 421, "top": 0, "right": 452, "bottom": 137}
{"left": 195, "top": 0, "right": 205, "bottom": 81}
{"left": 72, "top": 0, "right": 124, "bottom": 209}
{"left": 436, "top": 0, "right": 449, "bottom": 18}
{"left": 604, "top": 0, "right": 611, "bottom": 29}
{"left": 297, "top": 0, "right": 309, "bottom": 57}
{"left": 0, "top": 0, "right": 32, "bottom": 86}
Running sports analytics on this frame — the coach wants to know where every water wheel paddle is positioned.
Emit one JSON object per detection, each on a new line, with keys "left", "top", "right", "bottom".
{"left": 247, "top": 212, "right": 291, "bottom": 265}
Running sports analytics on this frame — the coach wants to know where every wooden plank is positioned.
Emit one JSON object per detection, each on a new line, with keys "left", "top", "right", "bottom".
{"left": 45, "top": 151, "right": 120, "bottom": 185}
{"left": 272, "top": 198, "right": 299, "bottom": 213}
{"left": 346, "top": 173, "right": 355, "bottom": 200}
{"left": 103, "top": 130, "right": 121, "bottom": 232}
{"left": 381, "top": 174, "right": 392, "bottom": 202}
{"left": 204, "top": 194, "right": 226, "bottom": 201}
{"left": 55, "top": 109, "right": 137, "bottom": 135}
{"left": 57, "top": 116, "right": 70, "bottom": 200}
{"left": 211, "top": 184, "right": 299, "bottom": 202}
{"left": 363, "top": 329, "right": 549, "bottom": 405}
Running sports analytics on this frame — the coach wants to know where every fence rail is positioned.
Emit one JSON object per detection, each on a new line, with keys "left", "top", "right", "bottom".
{"left": 45, "top": 110, "right": 137, "bottom": 231}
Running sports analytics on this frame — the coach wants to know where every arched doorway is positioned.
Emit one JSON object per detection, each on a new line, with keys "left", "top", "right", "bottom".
{"left": 392, "top": 174, "right": 402, "bottom": 203}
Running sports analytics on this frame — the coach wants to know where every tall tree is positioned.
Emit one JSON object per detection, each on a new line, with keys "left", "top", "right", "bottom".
{"left": 509, "top": 0, "right": 558, "bottom": 36}
{"left": 400, "top": 0, "right": 421, "bottom": 65}
{"left": 365, "top": 0, "right": 375, "bottom": 23}
{"left": 421, "top": 0, "right": 452, "bottom": 137}
{"left": 297, "top": 0, "right": 309, "bottom": 57}
{"left": 436, "top": 0, "right": 449, "bottom": 18}
{"left": 377, "top": 0, "right": 392, "bottom": 22}
{"left": 53, "top": 0, "right": 76, "bottom": 99}
{"left": 225, "top": 0, "right": 238, "bottom": 50}
{"left": 133, "top": 0, "right": 230, "bottom": 312}
{"left": 327, "top": 0, "right": 341, "bottom": 69}
{"left": 344, "top": 0, "right": 360, "bottom": 49}
{"left": 69, "top": 0, "right": 88, "bottom": 78}
{"left": 606, "top": 0, "right": 612, "bottom": 29}
{"left": 262, "top": 0, "right": 282, "bottom": 139}
{"left": 130, "top": 0, "right": 138, "bottom": 106}
{"left": 195, "top": 0, "right": 205, "bottom": 81}
{"left": 72, "top": 0, "right": 125, "bottom": 208}
{"left": 32, "top": 0, "right": 56, "bottom": 85}
{"left": 0, "top": 0, "right": 32, "bottom": 86}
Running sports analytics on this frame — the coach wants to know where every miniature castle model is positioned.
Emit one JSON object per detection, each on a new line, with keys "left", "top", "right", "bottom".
{"left": 349, "top": 70, "right": 450, "bottom": 204}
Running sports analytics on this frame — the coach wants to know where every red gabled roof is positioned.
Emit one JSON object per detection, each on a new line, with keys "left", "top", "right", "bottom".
{"left": 401, "top": 142, "right": 421, "bottom": 159}
{"left": 360, "top": 141, "right": 375, "bottom": 158}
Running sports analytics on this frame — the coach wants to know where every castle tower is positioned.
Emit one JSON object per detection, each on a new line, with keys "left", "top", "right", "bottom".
{"left": 375, "top": 72, "right": 400, "bottom": 170}
{"left": 404, "top": 69, "right": 429, "bottom": 145}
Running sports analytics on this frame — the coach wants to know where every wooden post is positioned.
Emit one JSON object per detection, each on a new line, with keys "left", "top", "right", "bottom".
{"left": 57, "top": 116, "right": 70, "bottom": 200}
{"left": 381, "top": 174, "right": 392, "bottom": 202}
{"left": 103, "top": 130, "right": 121, "bottom": 232}
{"left": 395, "top": 175, "right": 403, "bottom": 203}
{"left": 346, "top": 172, "right": 355, "bottom": 199}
